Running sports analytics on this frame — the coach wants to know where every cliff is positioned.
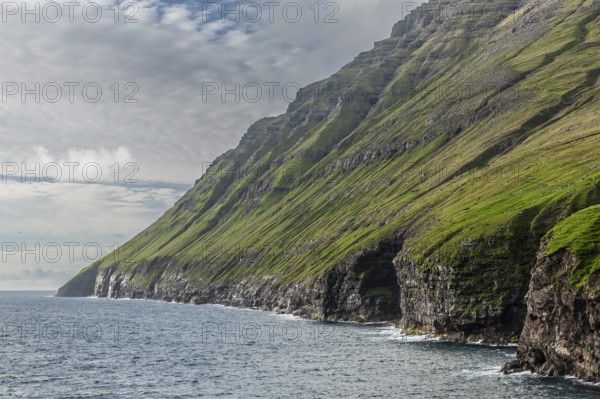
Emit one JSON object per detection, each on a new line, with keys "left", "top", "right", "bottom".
{"left": 503, "top": 206, "right": 600, "bottom": 381}
{"left": 59, "top": 0, "right": 600, "bottom": 379}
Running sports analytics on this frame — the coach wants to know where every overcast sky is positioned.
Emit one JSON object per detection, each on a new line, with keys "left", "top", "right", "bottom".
{"left": 0, "top": 0, "right": 423, "bottom": 290}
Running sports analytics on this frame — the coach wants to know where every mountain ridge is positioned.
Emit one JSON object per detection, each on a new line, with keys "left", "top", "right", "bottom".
{"left": 59, "top": 0, "right": 600, "bottom": 381}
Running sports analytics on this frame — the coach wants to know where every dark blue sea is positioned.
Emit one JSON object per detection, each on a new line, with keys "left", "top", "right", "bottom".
{"left": 1, "top": 291, "right": 599, "bottom": 398}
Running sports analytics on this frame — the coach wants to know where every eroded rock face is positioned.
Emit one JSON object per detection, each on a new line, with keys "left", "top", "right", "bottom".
{"left": 67, "top": 240, "right": 404, "bottom": 323}
{"left": 395, "top": 252, "right": 524, "bottom": 343}
{"left": 320, "top": 240, "right": 402, "bottom": 321}
{"left": 504, "top": 243, "right": 600, "bottom": 382}
{"left": 59, "top": 236, "right": 525, "bottom": 343}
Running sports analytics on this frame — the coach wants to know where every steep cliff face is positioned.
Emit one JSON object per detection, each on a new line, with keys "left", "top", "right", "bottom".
{"left": 83, "top": 241, "right": 404, "bottom": 322}
{"left": 396, "top": 253, "right": 525, "bottom": 342}
{"left": 504, "top": 206, "right": 600, "bottom": 381}
{"left": 515, "top": 248, "right": 600, "bottom": 380}
{"left": 60, "top": 0, "right": 600, "bottom": 354}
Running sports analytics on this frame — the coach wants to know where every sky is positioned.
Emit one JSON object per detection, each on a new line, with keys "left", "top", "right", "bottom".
{"left": 0, "top": 0, "right": 424, "bottom": 290}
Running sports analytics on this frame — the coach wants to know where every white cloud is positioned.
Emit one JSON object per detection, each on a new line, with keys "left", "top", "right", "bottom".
{"left": 0, "top": 0, "right": 413, "bottom": 183}
{"left": 0, "top": 180, "right": 185, "bottom": 285}
{"left": 0, "top": 268, "right": 73, "bottom": 290}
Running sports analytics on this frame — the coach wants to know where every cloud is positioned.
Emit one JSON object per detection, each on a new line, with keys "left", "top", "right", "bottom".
{"left": 0, "top": 180, "right": 184, "bottom": 240}
{"left": 1, "top": 145, "right": 139, "bottom": 184}
{"left": 0, "top": 268, "right": 73, "bottom": 290}
{"left": 0, "top": 0, "right": 413, "bottom": 184}
{"left": 0, "top": 180, "right": 185, "bottom": 285}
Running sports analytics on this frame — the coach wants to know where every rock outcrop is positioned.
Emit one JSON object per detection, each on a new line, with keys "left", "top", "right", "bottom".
{"left": 56, "top": 263, "right": 99, "bottom": 297}
{"left": 503, "top": 244, "right": 600, "bottom": 382}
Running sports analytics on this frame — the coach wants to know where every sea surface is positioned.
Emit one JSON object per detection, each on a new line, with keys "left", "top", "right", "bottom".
{"left": 0, "top": 291, "right": 599, "bottom": 398}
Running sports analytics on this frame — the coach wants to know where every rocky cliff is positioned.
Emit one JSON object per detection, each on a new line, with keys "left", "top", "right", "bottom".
{"left": 503, "top": 206, "right": 600, "bottom": 381}
{"left": 59, "top": 0, "right": 600, "bottom": 379}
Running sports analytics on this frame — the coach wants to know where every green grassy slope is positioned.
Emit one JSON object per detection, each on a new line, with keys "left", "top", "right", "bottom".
{"left": 65, "top": 0, "right": 600, "bottom": 300}
{"left": 546, "top": 205, "right": 600, "bottom": 288}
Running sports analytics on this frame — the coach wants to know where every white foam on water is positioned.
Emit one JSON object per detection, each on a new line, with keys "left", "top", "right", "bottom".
{"left": 372, "top": 326, "right": 441, "bottom": 342}
{"left": 565, "top": 375, "right": 600, "bottom": 387}
{"left": 273, "top": 313, "right": 305, "bottom": 321}
{"left": 391, "top": 333, "right": 442, "bottom": 342}
{"left": 460, "top": 367, "right": 503, "bottom": 377}
{"left": 209, "top": 304, "right": 259, "bottom": 312}
{"left": 468, "top": 340, "right": 519, "bottom": 348}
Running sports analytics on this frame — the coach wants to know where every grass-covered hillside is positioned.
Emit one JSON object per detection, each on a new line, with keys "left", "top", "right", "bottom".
{"left": 61, "top": 0, "right": 600, "bottom": 337}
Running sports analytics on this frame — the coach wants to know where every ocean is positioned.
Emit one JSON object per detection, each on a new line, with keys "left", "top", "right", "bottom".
{"left": 0, "top": 291, "right": 598, "bottom": 398}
